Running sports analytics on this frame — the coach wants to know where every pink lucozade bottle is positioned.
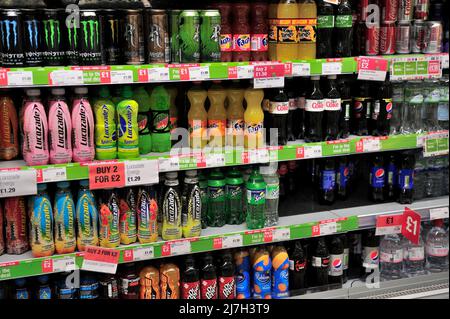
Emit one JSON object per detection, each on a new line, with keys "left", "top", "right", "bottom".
{"left": 21, "top": 89, "right": 49, "bottom": 166}
{"left": 71, "top": 87, "right": 95, "bottom": 163}
{"left": 48, "top": 88, "right": 72, "bottom": 164}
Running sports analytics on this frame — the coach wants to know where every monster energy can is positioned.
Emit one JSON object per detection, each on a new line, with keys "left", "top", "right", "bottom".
{"left": 0, "top": 9, "right": 25, "bottom": 67}
{"left": 22, "top": 9, "right": 43, "bottom": 67}
{"left": 101, "top": 9, "right": 122, "bottom": 65}
{"left": 79, "top": 10, "right": 103, "bottom": 66}
{"left": 65, "top": 9, "right": 79, "bottom": 65}
{"left": 179, "top": 10, "right": 200, "bottom": 63}
{"left": 122, "top": 9, "right": 145, "bottom": 65}
{"left": 169, "top": 10, "right": 181, "bottom": 63}
{"left": 200, "top": 10, "right": 221, "bottom": 62}
{"left": 42, "top": 9, "right": 65, "bottom": 66}
{"left": 145, "top": 9, "right": 170, "bottom": 63}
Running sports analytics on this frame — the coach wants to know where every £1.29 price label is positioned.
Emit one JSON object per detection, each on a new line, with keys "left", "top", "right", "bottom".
{"left": 0, "top": 169, "right": 37, "bottom": 198}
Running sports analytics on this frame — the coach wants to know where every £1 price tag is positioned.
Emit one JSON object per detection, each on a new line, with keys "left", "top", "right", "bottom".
{"left": 0, "top": 169, "right": 37, "bottom": 198}
{"left": 375, "top": 214, "right": 403, "bottom": 236}
{"left": 402, "top": 207, "right": 421, "bottom": 245}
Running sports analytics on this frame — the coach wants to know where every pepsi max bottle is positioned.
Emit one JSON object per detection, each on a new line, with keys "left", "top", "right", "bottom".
{"left": 328, "top": 236, "right": 344, "bottom": 287}
{"left": 362, "top": 229, "right": 380, "bottom": 280}
{"left": 319, "top": 159, "right": 336, "bottom": 205}
{"left": 385, "top": 154, "right": 397, "bottom": 200}
{"left": 371, "top": 77, "right": 393, "bottom": 136}
{"left": 311, "top": 238, "right": 330, "bottom": 290}
{"left": 369, "top": 155, "right": 385, "bottom": 202}
{"left": 352, "top": 81, "right": 371, "bottom": 136}
{"left": 336, "top": 157, "right": 349, "bottom": 200}
{"left": 398, "top": 153, "right": 415, "bottom": 204}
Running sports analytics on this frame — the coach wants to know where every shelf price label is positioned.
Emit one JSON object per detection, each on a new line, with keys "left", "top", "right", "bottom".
{"left": 6, "top": 71, "right": 33, "bottom": 86}
{"left": 132, "top": 246, "right": 155, "bottom": 262}
{"left": 272, "top": 227, "right": 291, "bottom": 242}
{"left": 429, "top": 207, "right": 449, "bottom": 220}
{"left": 253, "top": 64, "right": 285, "bottom": 89}
{"left": 205, "top": 153, "right": 225, "bottom": 168}
{"left": 213, "top": 235, "right": 245, "bottom": 250}
{"left": 423, "top": 131, "right": 449, "bottom": 157}
{"left": 375, "top": 214, "right": 403, "bottom": 236}
{"left": 357, "top": 57, "right": 388, "bottom": 81}
{"left": 322, "top": 62, "right": 342, "bottom": 75}
{"left": 158, "top": 156, "right": 180, "bottom": 172}
{"left": 53, "top": 256, "right": 76, "bottom": 273}
{"left": 356, "top": 137, "right": 382, "bottom": 153}
{"left": 0, "top": 169, "right": 37, "bottom": 198}
{"left": 37, "top": 167, "right": 67, "bottom": 183}
{"left": 110, "top": 70, "right": 133, "bottom": 84}
{"left": 162, "top": 240, "right": 191, "bottom": 257}
{"left": 312, "top": 221, "right": 337, "bottom": 236}
{"left": 49, "top": 70, "right": 84, "bottom": 86}
{"left": 88, "top": 161, "right": 125, "bottom": 190}
{"left": 148, "top": 67, "right": 170, "bottom": 82}
{"left": 402, "top": 207, "right": 421, "bottom": 245}
{"left": 292, "top": 63, "right": 311, "bottom": 76}
{"left": 124, "top": 160, "right": 159, "bottom": 187}
{"left": 296, "top": 145, "right": 322, "bottom": 159}
{"left": 189, "top": 66, "right": 210, "bottom": 81}
{"left": 82, "top": 246, "right": 120, "bottom": 274}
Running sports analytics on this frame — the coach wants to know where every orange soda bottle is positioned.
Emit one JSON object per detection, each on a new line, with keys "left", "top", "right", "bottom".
{"left": 187, "top": 87, "right": 208, "bottom": 149}
{"left": 244, "top": 89, "right": 265, "bottom": 149}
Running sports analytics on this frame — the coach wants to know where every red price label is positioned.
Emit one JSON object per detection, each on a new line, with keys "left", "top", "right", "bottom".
{"left": 122, "top": 249, "right": 134, "bottom": 262}
{"left": 0, "top": 70, "right": 8, "bottom": 86}
{"left": 241, "top": 152, "right": 250, "bottom": 164}
{"left": 254, "top": 64, "right": 284, "bottom": 78}
{"left": 196, "top": 153, "right": 206, "bottom": 168}
{"left": 263, "top": 229, "right": 273, "bottom": 242}
{"left": 311, "top": 224, "right": 320, "bottom": 237}
{"left": 358, "top": 57, "right": 388, "bottom": 72}
{"left": 161, "top": 243, "right": 171, "bottom": 256}
{"left": 84, "top": 246, "right": 120, "bottom": 264}
{"left": 284, "top": 63, "right": 292, "bottom": 76}
{"left": 228, "top": 66, "right": 238, "bottom": 79}
{"left": 402, "top": 207, "right": 421, "bottom": 245}
{"left": 296, "top": 147, "right": 305, "bottom": 159}
{"left": 88, "top": 162, "right": 125, "bottom": 190}
{"left": 179, "top": 67, "right": 190, "bottom": 81}
{"left": 138, "top": 68, "right": 149, "bottom": 82}
{"left": 428, "top": 60, "right": 441, "bottom": 75}
{"left": 213, "top": 238, "right": 223, "bottom": 249}
{"left": 355, "top": 140, "right": 364, "bottom": 153}
{"left": 100, "top": 71, "right": 111, "bottom": 84}
{"left": 42, "top": 259, "right": 53, "bottom": 273}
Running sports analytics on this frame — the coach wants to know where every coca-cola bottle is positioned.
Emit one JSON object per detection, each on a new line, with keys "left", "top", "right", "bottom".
{"left": 295, "top": 77, "right": 308, "bottom": 139}
{"left": 200, "top": 254, "right": 218, "bottom": 299}
{"left": 317, "top": 0, "right": 335, "bottom": 58}
{"left": 304, "top": 76, "right": 325, "bottom": 142}
{"left": 337, "top": 75, "right": 352, "bottom": 139}
{"left": 181, "top": 256, "right": 201, "bottom": 299}
{"left": 371, "top": 76, "right": 393, "bottom": 136}
{"left": 286, "top": 78, "right": 298, "bottom": 142}
{"left": 334, "top": 0, "right": 353, "bottom": 57}
{"left": 323, "top": 75, "right": 342, "bottom": 141}
{"left": 352, "top": 80, "right": 371, "bottom": 136}
{"left": 268, "top": 87, "right": 289, "bottom": 146}
{"left": 217, "top": 251, "right": 236, "bottom": 299}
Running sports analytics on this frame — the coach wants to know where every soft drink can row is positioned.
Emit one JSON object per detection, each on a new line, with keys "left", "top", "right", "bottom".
{"left": 396, "top": 21, "right": 411, "bottom": 54}
{"left": 381, "top": 0, "right": 399, "bottom": 23}
{"left": 413, "top": 0, "right": 429, "bottom": 20}
{"left": 380, "top": 22, "right": 396, "bottom": 54}
{"left": 398, "top": 0, "right": 414, "bottom": 22}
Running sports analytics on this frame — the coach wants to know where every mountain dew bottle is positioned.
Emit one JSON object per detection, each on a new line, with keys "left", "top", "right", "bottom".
{"left": 246, "top": 167, "right": 266, "bottom": 229}
{"left": 117, "top": 86, "right": 139, "bottom": 159}
{"left": 207, "top": 169, "right": 226, "bottom": 227}
{"left": 150, "top": 86, "right": 171, "bottom": 153}
{"left": 133, "top": 86, "right": 152, "bottom": 155}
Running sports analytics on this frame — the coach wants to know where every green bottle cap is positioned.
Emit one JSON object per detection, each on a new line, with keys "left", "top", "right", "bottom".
{"left": 226, "top": 168, "right": 244, "bottom": 186}
{"left": 99, "top": 86, "right": 110, "bottom": 98}
{"left": 246, "top": 169, "right": 266, "bottom": 191}
{"left": 208, "top": 169, "right": 226, "bottom": 187}
{"left": 121, "top": 86, "right": 133, "bottom": 99}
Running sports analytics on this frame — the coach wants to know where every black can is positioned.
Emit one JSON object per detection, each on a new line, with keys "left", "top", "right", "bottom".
{"left": 0, "top": 9, "right": 25, "bottom": 67}
{"left": 42, "top": 9, "right": 65, "bottom": 66}
{"left": 145, "top": 9, "right": 170, "bottom": 63}
{"left": 65, "top": 9, "right": 79, "bottom": 65}
{"left": 122, "top": 9, "right": 145, "bottom": 65}
{"left": 101, "top": 9, "right": 122, "bottom": 65}
{"left": 22, "top": 9, "right": 43, "bottom": 66}
{"left": 79, "top": 10, "right": 103, "bottom": 66}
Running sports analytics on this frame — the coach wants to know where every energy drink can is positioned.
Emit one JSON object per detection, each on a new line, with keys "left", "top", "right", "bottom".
{"left": 122, "top": 9, "right": 145, "bottom": 65}
{"left": 179, "top": 10, "right": 200, "bottom": 63}
{"left": 200, "top": 10, "right": 221, "bottom": 62}
{"left": 169, "top": 10, "right": 181, "bottom": 63}
{"left": 0, "top": 9, "right": 25, "bottom": 66}
{"left": 22, "top": 9, "right": 43, "bottom": 66}
{"left": 42, "top": 9, "right": 65, "bottom": 66}
{"left": 101, "top": 9, "right": 122, "bottom": 65}
{"left": 79, "top": 10, "right": 103, "bottom": 66}
{"left": 145, "top": 9, "right": 170, "bottom": 63}
{"left": 65, "top": 9, "right": 79, "bottom": 65}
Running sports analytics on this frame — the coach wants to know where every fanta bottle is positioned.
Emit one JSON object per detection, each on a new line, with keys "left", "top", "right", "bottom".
{"left": 72, "top": 87, "right": 95, "bottom": 163}
{"left": 150, "top": 86, "right": 171, "bottom": 153}
{"left": 207, "top": 86, "right": 227, "bottom": 148}
{"left": 244, "top": 89, "right": 265, "bottom": 149}
{"left": 271, "top": 245, "right": 289, "bottom": 298}
{"left": 21, "top": 89, "right": 49, "bottom": 165}
{"left": 253, "top": 246, "right": 272, "bottom": 299}
{"left": 76, "top": 180, "right": 99, "bottom": 251}
{"left": 30, "top": 184, "right": 55, "bottom": 257}
{"left": 234, "top": 249, "right": 251, "bottom": 299}
{"left": 133, "top": 86, "right": 152, "bottom": 155}
{"left": 226, "top": 87, "right": 245, "bottom": 147}
{"left": 48, "top": 88, "right": 72, "bottom": 164}
{"left": 117, "top": 86, "right": 139, "bottom": 159}
{"left": 187, "top": 87, "right": 208, "bottom": 149}
{"left": 93, "top": 87, "right": 117, "bottom": 160}
{"left": 298, "top": 0, "right": 317, "bottom": 59}
{"left": 54, "top": 182, "right": 76, "bottom": 254}
{"left": 99, "top": 190, "right": 120, "bottom": 248}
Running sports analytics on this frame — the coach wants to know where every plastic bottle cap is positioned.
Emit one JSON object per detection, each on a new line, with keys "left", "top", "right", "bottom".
{"left": 79, "top": 180, "right": 90, "bottom": 187}
{"left": 122, "top": 86, "right": 134, "bottom": 99}
{"left": 51, "top": 88, "right": 65, "bottom": 96}
{"left": 98, "top": 86, "right": 110, "bottom": 99}
{"left": 166, "top": 172, "right": 178, "bottom": 179}
{"left": 26, "top": 89, "right": 41, "bottom": 97}
{"left": 185, "top": 170, "right": 197, "bottom": 177}
{"left": 37, "top": 184, "right": 47, "bottom": 191}
{"left": 74, "top": 87, "right": 88, "bottom": 95}
{"left": 328, "top": 75, "right": 337, "bottom": 80}
{"left": 57, "top": 181, "right": 70, "bottom": 188}
{"left": 311, "top": 76, "right": 320, "bottom": 81}
{"left": 259, "top": 163, "right": 277, "bottom": 175}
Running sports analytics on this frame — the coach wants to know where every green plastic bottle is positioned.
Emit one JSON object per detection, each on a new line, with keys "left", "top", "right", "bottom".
{"left": 93, "top": 87, "right": 117, "bottom": 160}
{"left": 117, "top": 86, "right": 139, "bottom": 159}
{"left": 111, "top": 86, "right": 122, "bottom": 106}
{"left": 150, "top": 86, "right": 171, "bottom": 153}
{"left": 207, "top": 169, "right": 226, "bottom": 227}
{"left": 198, "top": 171, "right": 208, "bottom": 229}
{"left": 133, "top": 86, "right": 152, "bottom": 155}
{"left": 246, "top": 167, "right": 266, "bottom": 229}
{"left": 226, "top": 167, "right": 245, "bottom": 225}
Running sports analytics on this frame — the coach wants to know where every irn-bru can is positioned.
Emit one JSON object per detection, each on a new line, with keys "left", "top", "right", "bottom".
{"left": 200, "top": 10, "right": 221, "bottom": 62}
{"left": 179, "top": 10, "right": 201, "bottom": 63}
{"left": 253, "top": 247, "right": 272, "bottom": 299}
{"left": 380, "top": 22, "right": 396, "bottom": 54}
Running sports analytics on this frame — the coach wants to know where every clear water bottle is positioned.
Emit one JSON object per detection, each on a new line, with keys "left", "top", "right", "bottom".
{"left": 438, "top": 74, "right": 449, "bottom": 130}
{"left": 427, "top": 157, "right": 445, "bottom": 198}
{"left": 423, "top": 79, "right": 441, "bottom": 132}
{"left": 380, "top": 234, "right": 404, "bottom": 281}
{"left": 426, "top": 219, "right": 449, "bottom": 273}
{"left": 260, "top": 163, "right": 279, "bottom": 227}
{"left": 402, "top": 81, "right": 424, "bottom": 134}
{"left": 391, "top": 81, "right": 404, "bottom": 135}
{"left": 413, "top": 152, "right": 427, "bottom": 200}
{"left": 403, "top": 234, "right": 426, "bottom": 277}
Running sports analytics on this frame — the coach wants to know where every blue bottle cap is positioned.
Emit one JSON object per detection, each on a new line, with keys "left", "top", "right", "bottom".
{"left": 57, "top": 181, "right": 70, "bottom": 189}
{"left": 79, "top": 180, "right": 90, "bottom": 187}
{"left": 37, "top": 184, "right": 47, "bottom": 191}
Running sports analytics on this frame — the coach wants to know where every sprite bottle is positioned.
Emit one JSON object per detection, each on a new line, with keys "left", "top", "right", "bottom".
{"left": 226, "top": 167, "right": 244, "bottom": 224}
{"left": 246, "top": 167, "right": 266, "bottom": 229}
{"left": 207, "top": 169, "right": 226, "bottom": 227}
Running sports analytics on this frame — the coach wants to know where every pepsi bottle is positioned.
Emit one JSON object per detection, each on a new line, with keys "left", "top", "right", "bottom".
{"left": 385, "top": 154, "right": 398, "bottom": 200}
{"left": 340, "top": 234, "right": 349, "bottom": 283}
{"left": 304, "top": 76, "right": 325, "bottom": 142}
{"left": 288, "top": 241, "right": 307, "bottom": 293}
{"left": 268, "top": 88, "right": 289, "bottom": 146}
{"left": 337, "top": 75, "right": 352, "bottom": 139}
{"left": 328, "top": 236, "right": 344, "bottom": 287}
{"left": 352, "top": 81, "right": 371, "bottom": 136}
{"left": 369, "top": 155, "right": 385, "bottom": 202}
{"left": 311, "top": 238, "right": 330, "bottom": 290}
{"left": 319, "top": 159, "right": 336, "bottom": 205}
{"left": 398, "top": 152, "right": 415, "bottom": 204}
{"left": 323, "top": 75, "right": 342, "bottom": 141}
{"left": 336, "top": 156, "right": 349, "bottom": 200}
{"left": 371, "top": 77, "right": 393, "bottom": 136}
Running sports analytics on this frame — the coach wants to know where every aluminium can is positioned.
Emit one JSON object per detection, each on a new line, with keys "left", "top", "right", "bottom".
{"left": 411, "top": 19, "right": 426, "bottom": 53}
{"left": 169, "top": 10, "right": 181, "bottom": 63}
{"left": 381, "top": 0, "right": 399, "bottom": 23}
{"left": 145, "top": 9, "right": 170, "bottom": 63}
{"left": 423, "top": 20, "right": 443, "bottom": 53}
{"left": 0, "top": 9, "right": 25, "bottom": 67}
{"left": 22, "top": 9, "right": 43, "bottom": 67}
{"left": 65, "top": 8, "right": 79, "bottom": 65}
{"left": 101, "top": 9, "right": 123, "bottom": 65}
{"left": 122, "top": 9, "right": 145, "bottom": 65}
{"left": 200, "top": 10, "right": 221, "bottom": 62}
{"left": 79, "top": 10, "right": 103, "bottom": 66}
{"left": 179, "top": 10, "right": 200, "bottom": 63}
{"left": 413, "top": 0, "right": 429, "bottom": 20}
{"left": 397, "top": 0, "right": 414, "bottom": 22}
{"left": 395, "top": 21, "right": 411, "bottom": 54}
{"left": 365, "top": 23, "right": 380, "bottom": 56}
{"left": 41, "top": 9, "right": 66, "bottom": 66}
{"left": 380, "top": 22, "right": 396, "bottom": 55}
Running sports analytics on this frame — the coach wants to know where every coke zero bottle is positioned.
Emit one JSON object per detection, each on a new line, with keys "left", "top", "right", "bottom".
{"left": 304, "top": 76, "right": 325, "bottom": 142}
{"left": 323, "top": 75, "right": 342, "bottom": 141}
{"left": 317, "top": 0, "right": 335, "bottom": 58}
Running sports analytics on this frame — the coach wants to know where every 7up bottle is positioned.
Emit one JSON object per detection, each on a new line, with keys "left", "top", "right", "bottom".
{"left": 179, "top": 10, "right": 200, "bottom": 63}
{"left": 200, "top": 10, "right": 221, "bottom": 62}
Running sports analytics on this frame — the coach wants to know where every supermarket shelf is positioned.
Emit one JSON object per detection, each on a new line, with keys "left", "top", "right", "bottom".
{"left": 1, "top": 133, "right": 437, "bottom": 185}
{"left": 291, "top": 271, "right": 449, "bottom": 299}
{"left": 0, "top": 53, "right": 447, "bottom": 88}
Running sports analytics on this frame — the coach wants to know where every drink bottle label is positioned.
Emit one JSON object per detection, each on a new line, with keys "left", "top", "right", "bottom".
{"left": 137, "top": 189, "right": 158, "bottom": 243}
{"left": 269, "top": 101, "right": 289, "bottom": 114}
{"left": 253, "top": 271, "right": 271, "bottom": 298}
{"left": 353, "top": 97, "right": 368, "bottom": 119}
{"left": 409, "top": 94, "right": 424, "bottom": 104}
{"left": 383, "top": 98, "right": 393, "bottom": 119}
{"left": 201, "top": 278, "right": 218, "bottom": 299}
{"left": 425, "top": 89, "right": 441, "bottom": 103}
{"left": 317, "top": 15, "right": 335, "bottom": 29}
{"left": 387, "top": 163, "right": 397, "bottom": 186}
{"left": 188, "top": 120, "right": 207, "bottom": 138}
{"left": 329, "top": 253, "right": 344, "bottom": 276}
{"left": 305, "top": 99, "right": 324, "bottom": 112}
{"left": 362, "top": 246, "right": 380, "bottom": 268}
{"left": 220, "top": 34, "right": 233, "bottom": 52}
{"left": 343, "top": 248, "right": 349, "bottom": 270}
{"left": 268, "top": 19, "right": 298, "bottom": 43}
{"left": 247, "top": 189, "right": 266, "bottom": 205}
{"left": 289, "top": 259, "right": 306, "bottom": 271}
{"left": 337, "top": 165, "right": 349, "bottom": 187}
{"left": 227, "top": 119, "right": 245, "bottom": 136}
{"left": 321, "top": 169, "right": 336, "bottom": 190}
{"left": 235, "top": 271, "right": 251, "bottom": 299}
{"left": 372, "top": 101, "right": 381, "bottom": 120}
{"left": 218, "top": 276, "right": 236, "bottom": 299}
{"left": 289, "top": 98, "right": 298, "bottom": 111}
{"left": 297, "top": 18, "right": 317, "bottom": 43}
{"left": 342, "top": 99, "right": 351, "bottom": 120}
{"left": 152, "top": 111, "right": 170, "bottom": 132}
{"left": 272, "top": 268, "right": 289, "bottom": 298}
{"left": 266, "top": 183, "right": 280, "bottom": 200}
{"left": 181, "top": 281, "right": 201, "bottom": 299}
{"left": 209, "top": 186, "right": 225, "bottom": 203}
{"left": 324, "top": 98, "right": 341, "bottom": 111}
{"left": 233, "top": 34, "right": 251, "bottom": 52}
{"left": 398, "top": 169, "right": 414, "bottom": 190}
{"left": 426, "top": 243, "right": 449, "bottom": 257}
{"left": 54, "top": 192, "right": 76, "bottom": 254}
{"left": 208, "top": 119, "right": 226, "bottom": 139}
{"left": 251, "top": 34, "right": 269, "bottom": 52}
{"left": 39, "top": 287, "right": 52, "bottom": 299}
{"left": 297, "top": 97, "right": 306, "bottom": 109}
{"left": 407, "top": 246, "right": 425, "bottom": 261}
{"left": 312, "top": 256, "right": 330, "bottom": 268}
{"left": 380, "top": 249, "right": 403, "bottom": 263}
{"left": 336, "top": 15, "right": 353, "bottom": 28}
{"left": 15, "top": 288, "right": 29, "bottom": 300}
{"left": 370, "top": 167, "right": 385, "bottom": 188}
